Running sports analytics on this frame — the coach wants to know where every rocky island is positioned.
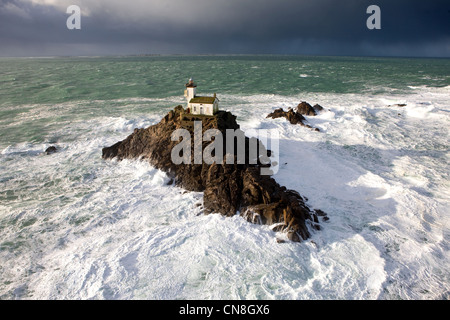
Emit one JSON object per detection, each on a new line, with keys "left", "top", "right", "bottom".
{"left": 266, "top": 101, "right": 324, "bottom": 131}
{"left": 102, "top": 105, "right": 327, "bottom": 242}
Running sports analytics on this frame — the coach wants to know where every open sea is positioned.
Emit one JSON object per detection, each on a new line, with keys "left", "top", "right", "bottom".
{"left": 0, "top": 55, "right": 449, "bottom": 299}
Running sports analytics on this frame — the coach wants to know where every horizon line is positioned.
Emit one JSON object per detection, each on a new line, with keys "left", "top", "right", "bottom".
{"left": 1, "top": 53, "right": 449, "bottom": 60}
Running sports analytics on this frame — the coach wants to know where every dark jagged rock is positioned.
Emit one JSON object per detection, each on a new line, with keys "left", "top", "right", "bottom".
{"left": 297, "top": 101, "right": 324, "bottom": 116}
{"left": 313, "top": 104, "right": 324, "bottom": 112}
{"left": 267, "top": 108, "right": 306, "bottom": 125}
{"left": 102, "top": 106, "right": 327, "bottom": 242}
{"left": 266, "top": 108, "right": 320, "bottom": 131}
{"left": 297, "top": 101, "right": 317, "bottom": 116}
{"left": 45, "top": 146, "right": 58, "bottom": 155}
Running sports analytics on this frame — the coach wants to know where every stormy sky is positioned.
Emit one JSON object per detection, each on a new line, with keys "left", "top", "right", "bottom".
{"left": 0, "top": 0, "right": 449, "bottom": 57}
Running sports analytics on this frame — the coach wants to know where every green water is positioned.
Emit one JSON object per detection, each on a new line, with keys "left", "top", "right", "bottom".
{"left": 1, "top": 55, "right": 449, "bottom": 107}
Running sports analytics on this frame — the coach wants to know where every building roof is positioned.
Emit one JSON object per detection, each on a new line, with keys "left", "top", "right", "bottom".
{"left": 186, "top": 83, "right": 197, "bottom": 88}
{"left": 189, "top": 96, "right": 216, "bottom": 104}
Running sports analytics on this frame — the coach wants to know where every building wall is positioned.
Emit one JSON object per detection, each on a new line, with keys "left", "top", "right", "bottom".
{"left": 190, "top": 103, "right": 214, "bottom": 116}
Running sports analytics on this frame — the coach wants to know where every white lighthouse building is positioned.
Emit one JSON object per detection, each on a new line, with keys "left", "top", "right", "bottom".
{"left": 184, "top": 78, "right": 219, "bottom": 116}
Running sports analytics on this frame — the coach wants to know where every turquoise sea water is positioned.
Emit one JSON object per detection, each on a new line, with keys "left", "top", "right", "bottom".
{"left": 0, "top": 55, "right": 449, "bottom": 299}
{"left": 2, "top": 55, "right": 449, "bottom": 103}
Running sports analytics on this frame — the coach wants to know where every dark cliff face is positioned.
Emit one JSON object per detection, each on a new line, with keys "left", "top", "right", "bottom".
{"left": 102, "top": 105, "right": 325, "bottom": 242}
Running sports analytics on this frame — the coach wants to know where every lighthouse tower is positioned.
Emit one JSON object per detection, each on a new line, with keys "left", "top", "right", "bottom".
{"left": 184, "top": 78, "right": 197, "bottom": 104}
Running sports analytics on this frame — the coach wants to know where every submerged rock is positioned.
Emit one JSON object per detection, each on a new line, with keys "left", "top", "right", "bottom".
{"left": 44, "top": 146, "right": 58, "bottom": 155}
{"left": 387, "top": 103, "right": 407, "bottom": 107}
{"left": 102, "top": 106, "right": 327, "bottom": 242}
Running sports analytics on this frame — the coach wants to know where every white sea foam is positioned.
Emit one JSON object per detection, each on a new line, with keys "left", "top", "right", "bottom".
{"left": 0, "top": 86, "right": 449, "bottom": 299}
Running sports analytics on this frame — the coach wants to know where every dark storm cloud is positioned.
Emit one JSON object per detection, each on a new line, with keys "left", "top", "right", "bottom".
{"left": 0, "top": 0, "right": 449, "bottom": 57}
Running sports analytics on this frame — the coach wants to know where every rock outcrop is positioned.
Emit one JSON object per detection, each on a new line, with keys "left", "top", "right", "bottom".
{"left": 296, "top": 102, "right": 317, "bottom": 116}
{"left": 266, "top": 108, "right": 320, "bottom": 131}
{"left": 296, "top": 101, "right": 324, "bottom": 116}
{"left": 266, "top": 101, "right": 324, "bottom": 131}
{"left": 102, "top": 106, "right": 326, "bottom": 242}
{"left": 312, "top": 104, "right": 324, "bottom": 113}
{"left": 266, "top": 108, "right": 306, "bottom": 125}
{"left": 44, "top": 146, "right": 58, "bottom": 155}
